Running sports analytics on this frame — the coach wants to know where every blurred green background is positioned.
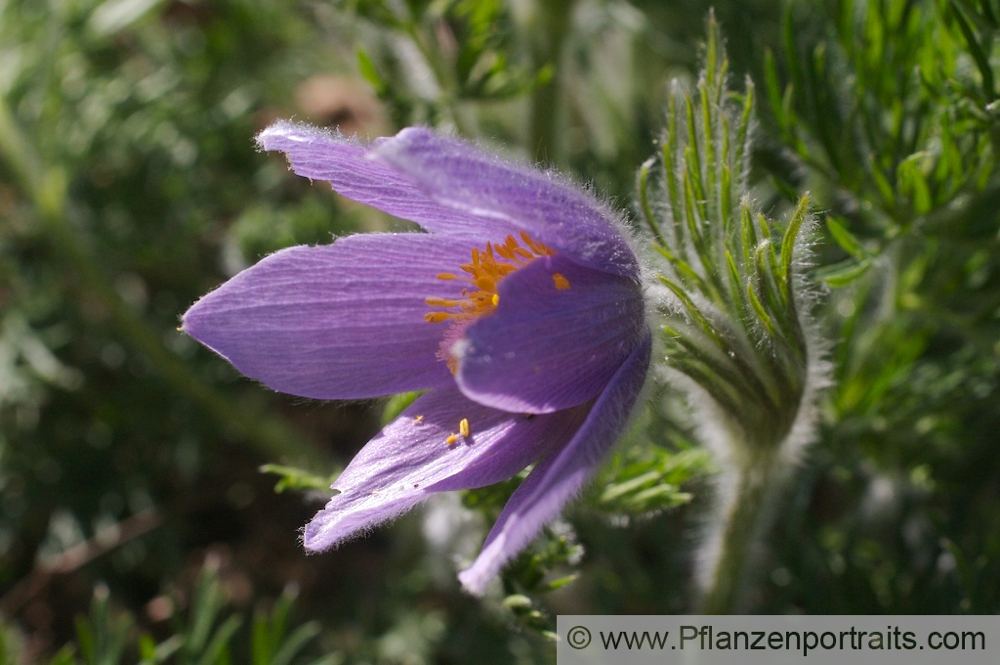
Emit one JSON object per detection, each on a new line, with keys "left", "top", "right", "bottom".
{"left": 1, "top": 0, "right": 999, "bottom": 662}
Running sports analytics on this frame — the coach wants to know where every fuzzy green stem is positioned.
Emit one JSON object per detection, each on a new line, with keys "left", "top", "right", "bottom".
{"left": 699, "top": 447, "right": 783, "bottom": 614}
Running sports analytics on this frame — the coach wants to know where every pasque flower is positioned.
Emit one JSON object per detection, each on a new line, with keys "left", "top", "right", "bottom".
{"left": 182, "top": 122, "right": 651, "bottom": 594}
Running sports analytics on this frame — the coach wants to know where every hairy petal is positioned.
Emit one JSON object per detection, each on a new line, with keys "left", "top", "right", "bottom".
{"left": 257, "top": 122, "right": 517, "bottom": 238}
{"left": 369, "top": 128, "right": 640, "bottom": 279}
{"left": 457, "top": 330, "right": 652, "bottom": 595}
{"left": 455, "top": 255, "right": 646, "bottom": 413}
{"left": 183, "top": 233, "right": 471, "bottom": 399}
{"left": 303, "top": 385, "right": 588, "bottom": 551}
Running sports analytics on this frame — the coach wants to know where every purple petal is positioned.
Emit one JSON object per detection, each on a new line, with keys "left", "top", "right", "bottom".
{"left": 257, "top": 122, "right": 518, "bottom": 239}
{"left": 303, "top": 385, "right": 589, "bottom": 551}
{"left": 369, "top": 128, "right": 640, "bottom": 280}
{"left": 457, "top": 329, "right": 652, "bottom": 595}
{"left": 183, "top": 233, "right": 473, "bottom": 399}
{"left": 455, "top": 254, "right": 646, "bottom": 413}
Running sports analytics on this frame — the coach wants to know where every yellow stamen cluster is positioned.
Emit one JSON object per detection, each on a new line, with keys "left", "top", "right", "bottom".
{"left": 445, "top": 417, "right": 472, "bottom": 446}
{"left": 424, "top": 231, "right": 556, "bottom": 325}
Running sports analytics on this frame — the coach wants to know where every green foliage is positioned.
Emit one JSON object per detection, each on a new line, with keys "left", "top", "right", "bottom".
{"left": 594, "top": 446, "right": 712, "bottom": 515}
{"left": 260, "top": 465, "right": 339, "bottom": 495}
{"left": 497, "top": 532, "right": 584, "bottom": 640}
{"left": 764, "top": 0, "right": 997, "bottom": 230}
{"left": 642, "top": 15, "right": 820, "bottom": 454}
{"left": 753, "top": 0, "right": 1000, "bottom": 614}
{"left": 635, "top": 14, "right": 829, "bottom": 613}
{"left": 73, "top": 586, "right": 132, "bottom": 665}
{"left": 0, "top": 563, "right": 336, "bottom": 665}
{"left": 348, "top": 0, "right": 549, "bottom": 128}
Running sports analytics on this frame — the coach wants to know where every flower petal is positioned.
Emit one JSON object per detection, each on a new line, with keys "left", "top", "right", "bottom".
{"left": 303, "top": 385, "right": 588, "bottom": 551}
{"left": 182, "top": 233, "right": 472, "bottom": 399}
{"left": 455, "top": 254, "right": 646, "bottom": 413}
{"left": 257, "top": 122, "right": 517, "bottom": 238}
{"left": 369, "top": 128, "right": 640, "bottom": 279}
{"left": 457, "top": 329, "right": 652, "bottom": 595}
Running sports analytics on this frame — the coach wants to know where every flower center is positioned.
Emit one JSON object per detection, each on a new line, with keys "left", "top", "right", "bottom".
{"left": 424, "top": 231, "right": 568, "bottom": 372}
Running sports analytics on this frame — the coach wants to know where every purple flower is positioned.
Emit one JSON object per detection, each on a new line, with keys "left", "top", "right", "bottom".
{"left": 182, "top": 122, "right": 651, "bottom": 594}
